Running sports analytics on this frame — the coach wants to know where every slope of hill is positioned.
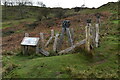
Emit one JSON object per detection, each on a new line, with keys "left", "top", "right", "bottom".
{"left": 2, "top": 1, "right": 119, "bottom": 79}
{"left": 98, "top": 2, "right": 118, "bottom": 11}
{"left": 3, "top": 52, "right": 118, "bottom": 78}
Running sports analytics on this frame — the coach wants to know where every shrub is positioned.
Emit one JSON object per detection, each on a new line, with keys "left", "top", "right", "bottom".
{"left": 41, "top": 8, "right": 50, "bottom": 19}
{"left": 37, "top": 13, "right": 43, "bottom": 21}
{"left": 45, "top": 20, "right": 56, "bottom": 28}
{"left": 54, "top": 9, "right": 65, "bottom": 19}
{"left": 3, "top": 63, "right": 18, "bottom": 77}
{"left": 25, "top": 21, "right": 39, "bottom": 29}
{"left": 3, "top": 30, "right": 15, "bottom": 37}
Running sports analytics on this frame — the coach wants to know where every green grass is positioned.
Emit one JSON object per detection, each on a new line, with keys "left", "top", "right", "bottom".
{"left": 2, "top": 51, "right": 118, "bottom": 78}
{"left": 3, "top": 31, "right": 119, "bottom": 78}
{"left": 2, "top": 15, "right": 119, "bottom": 79}
{"left": 2, "top": 53, "right": 86, "bottom": 78}
{"left": 112, "top": 20, "right": 120, "bottom": 24}
{"left": 1, "top": 18, "right": 36, "bottom": 29}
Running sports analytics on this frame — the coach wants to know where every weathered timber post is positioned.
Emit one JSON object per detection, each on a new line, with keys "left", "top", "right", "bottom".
{"left": 58, "top": 20, "right": 73, "bottom": 50}
{"left": 85, "top": 25, "right": 90, "bottom": 52}
{"left": 45, "top": 29, "right": 54, "bottom": 47}
{"left": 95, "top": 13, "right": 101, "bottom": 26}
{"left": 22, "top": 46, "right": 25, "bottom": 55}
{"left": 53, "top": 34, "right": 59, "bottom": 52}
{"left": 66, "top": 28, "right": 74, "bottom": 46}
{"left": 22, "top": 44, "right": 26, "bottom": 55}
{"left": 85, "top": 19, "right": 91, "bottom": 52}
{"left": 71, "top": 28, "right": 74, "bottom": 43}
{"left": 58, "top": 28, "right": 66, "bottom": 50}
{"left": 90, "top": 26, "right": 96, "bottom": 49}
{"left": 39, "top": 48, "right": 50, "bottom": 56}
{"left": 51, "top": 29, "right": 54, "bottom": 37}
{"left": 95, "top": 24, "right": 99, "bottom": 47}
{"left": 25, "top": 33, "right": 29, "bottom": 37}
{"left": 58, "top": 39, "right": 86, "bottom": 55}
{"left": 40, "top": 33, "right": 45, "bottom": 48}
{"left": 95, "top": 14, "right": 100, "bottom": 47}
{"left": 36, "top": 44, "right": 39, "bottom": 54}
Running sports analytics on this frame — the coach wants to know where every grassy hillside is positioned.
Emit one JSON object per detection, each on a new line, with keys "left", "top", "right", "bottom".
{"left": 3, "top": 52, "right": 118, "bottom": 78}
{"left": 2, "top": 6, "right": 72, "bottom": 21}
{"left": 2, "top": 1, "right": 119, "bottom": 79}
{"left": 2, "top": 20, "right": 119, "bottom": 78}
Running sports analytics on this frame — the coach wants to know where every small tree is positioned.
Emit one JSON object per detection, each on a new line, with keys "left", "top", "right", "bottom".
{"left": 73, "top": 7, "right": 81, "bottom": 12}
{"left": 37, "top": 1, "right": 46, "bottom": 7}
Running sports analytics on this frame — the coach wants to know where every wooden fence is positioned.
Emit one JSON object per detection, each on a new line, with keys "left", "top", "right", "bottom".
{"left": 21, "top": 20, "right": 100, "bottom": 56}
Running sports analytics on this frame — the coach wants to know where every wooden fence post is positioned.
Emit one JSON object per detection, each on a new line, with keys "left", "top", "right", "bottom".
{"left": 51, "top": 29, "right": 54, "bottom": 37}
{"left": 85, "top": 24, "right": 90, "bottom": 52}
{"left": 59, "top": 28, "right": 65, "bottom": 43}
{"left": 39, "top": 48, "right": 50, "bottom": 56}
{"left": 58, "top": 39, "right": 86, "bottom": 54}
{"left": 22, "top": 46, "right": 25, "bottom": 55}
{"left": 53, "top": 33, "right": 59, "bottom": 52}
{"left": 95, "top": 24, "right": 99, "bottom": 47}
{"left": 66, "top": 28, "right": 74, "bottom": 47}
{"left": 91, "top": 26, "right": 96, "bottom": 48}
{"left": 97, "top": 18, "right": 101, "bottom": 26}
{"left": 36, "top": 44, "right": 39, "bottom": 54}
{"left": 45, "top": 29, "right": 54, "bottom": 47}
{"left": 25, "top": 33, "right": 29, "bottom": 37}
{"left": 71, "top": 28, "right": 74, "bottom": 43}
{"left": 40, "top": 33, "right": 44, "bottom": 48}
{"left": 58, "top": 28, "right": 65, "bottom": 50}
